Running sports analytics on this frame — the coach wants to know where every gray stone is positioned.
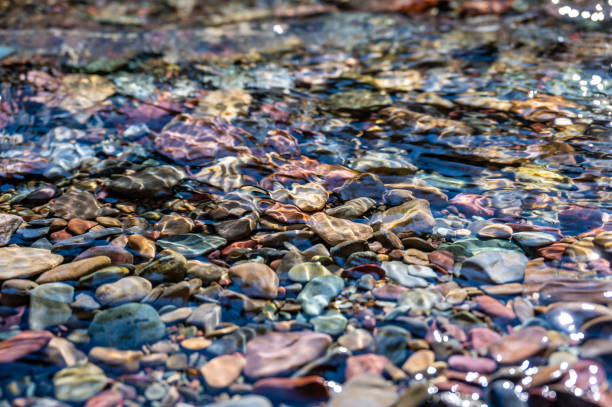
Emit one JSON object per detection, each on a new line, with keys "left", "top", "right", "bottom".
{"left": 186, "top": 303, "right": 221, "bottom": 333}
{"left": 460, "top": 250, "right": 528, "bottom": 284}
{"left": 29, "top": 283, "right": 74, "bottom": 330}
{"left": 0, "top": 214, "right": 23, "bottom": 245}
{"left": 88, "top": 303, "right": 165, "bottom": 349}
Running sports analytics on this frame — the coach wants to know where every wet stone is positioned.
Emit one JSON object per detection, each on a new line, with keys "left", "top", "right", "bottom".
{"left": 155, "top": 214, "right": 194, "bottom": 236}
{"left": 326, "top": 197, "right": 376, "bottom": 219}
{"left": 29, "top": 282, "right": 74, "bottom": 330}
{"left": 186, "top": 303, "right": 221, "bottom": 333}
{"left": 337, "top": 174, "right": 386, "bottom": 202}
{"left": 298, "top": 275, "right": 344, "bottom": 316}
{"left": 488, "top": 326, "right": 549, "bottom": 364}
{"left": 328, "top": 373, "right": 398, "bottom": 407}
{"left": 36, "top": 256, "right": 111, "bottom": 284}
{"left": 49, "top": 189, "right": 99, "bottom": 220}
{"left": 288, "top": 262, "right": 331, "bottom": 282}
{"left": 215, "top": 212, "right": 259, "bottom": 241}
{"left": 0, "top": 247, "right": 63, "bottom": 281}
{"left": 372, "top": 199, "right": 435, "bottom": 235}
{"left": 229, "top": 262, "right": 279, "bottom": 299}
{"left": 0, "top": 214, "right": 22, "bottom": 246}
{"left": 157, "top": 233, "right": 227, "bottom": 257}
{"left": 307, "top": 212, "right": 374, "bottom": 246}
{"left": 374, "top": 326, "right": 409, "bottom": 365}
{"left": 53, "top": 363, "right": 107, "bottom": 402}
{"left": 244, "top": 331, "right": 332, "bottom": 378}
{"left": 460, "top": 250, "right": 528, "bottom": 284}
{"left": 0, "top": 279, "right": 38, "bottom": 306}
{"left": 109, "top": 165, "right": 186, "bottom": 197}
{"left": 311, "top": 312, "right": 348, "bottom": 336}
{"left": 88, "top": 303, "right": 166, "bottom": 349}
{"left": 95, "top": 276, "right": 152, "bottom": 306}
{"left": 338, "top": 329, "right": 374, "bottom": 351}
{"left": 253, "top": 376, "right": 329, "bottom": 405}
{"left": 382, "top": 261, "right": 429, "bottom": 288}
{"left": 201, "top": 353, "right": 246, "bottom": 389}
{"left": 0, "top": 330, "right": 54, "bottom": 364}
{"left": 137, "top": 249, "right": 187, "bottom": 284}
{"left": 186, "top": 260, "right": 225, "bottom": 285}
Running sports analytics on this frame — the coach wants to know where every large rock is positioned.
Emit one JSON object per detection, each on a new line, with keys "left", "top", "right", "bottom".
{"left": 29, "top": 283, "right": 74, "bottom": 330}
{"left": 371, "top": 199, "right": 434, "bottom": 235}
{"left": 460, "top": 250, "right": 528, "bottom": 284}
{"left": 245, "top": 331, "right": 332, "bottom": 378}
{"left": 0, "top": 330, "right": 54, "bottom": 363}
{"left": 95, "top": 276, "right": 152, "bottom": 306}
{"left": 36, "top": 256, "right": 111, "bottom": 284}
{"left": 0, "top": 247, "right": 63, "bottom": 281}
{"left": 307, "top": 212, "right": 373, "bottom": 246}
{"left": 328, "top": 373, "right": 398, "bottom": 407}
{"left": 54, "top": 363, "right": 107, "bottom": 402}
{"left": 88, "top": 303, "right": 165, "bottom": 349}
{"left": 109, "top": 165, "right": 185, "bottom": 197}
{"left": 49, "top": 188, "right": 99, "bottom": 220}
{"left": 0, "top": 214, "right": 22, "bottom": 246}
{"left": 229, "top": 262, "right": 279, "bottom": 299}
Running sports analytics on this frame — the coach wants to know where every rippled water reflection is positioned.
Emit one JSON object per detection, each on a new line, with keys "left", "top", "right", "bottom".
{"left": 0, "top": 1, "right": 611, "bottom": 406}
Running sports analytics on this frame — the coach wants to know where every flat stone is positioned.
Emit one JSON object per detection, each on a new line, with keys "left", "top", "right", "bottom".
{"left": 95, "top": 276, "right": 152, "bottom": 306}
{"left": 0, "top": 214, "right": 22, "bottom": 246}
{"left": 288, "top": 262, "right": 331, "bottom": 282}
{"left": 346, "top": 354, "right": 390, "bottom": 380}
{"left": 338, "top": 329, "right": 374, "bottom": 351}
{"left": 488, "top": 326, "right": 549, "bottom": 364}
{"left": 138, "top": 249, "right": 187, "bottom": 284}
{"left": 439, "top": 238, "right": 523, "bottom": 260}
{"left": 512, "top": 231, "right": 558, "bottom": 250}
{"left": 36, "top": 256, "right": 111, "bottom": 284}
{"left": 53, "top": 363, "right": 107, "bottom": 402}
{"left": 109, "top": 165, "right": 186, "bottom": 197}
{"left": 328, "top": 373, "right": 397, "bottom": 407}
{"left": 460, "top": 250, "right": 527, "bottom": 284}
{"left": 371, "top": 199, "right": 435, "bottom": 235}
{"left": 49, "top": 188, "right": 99, "bottom": 220}
{"left": 0, "top": 330, "right": 54, "bottom": 363}
{"left": 75, "top": 245, "right": 134, "bottom": 265}
{"left": 88, "top": 303, "right": 165, "bottom": 349}
{"left": 205, "top": 395, "right": 272, "bottom": 407}
{"left": 245, "top": 331, "right": 332, "bottom": 378}
{"left": 127, "top": 234, "right": 156, "bottom": 259}
{"left": 201, "top": 353, "right": 246, "bottom": 389}
{"left": 298, "top": 275, "right": 344, "bottom": 316}
{"left": 215, "top": 213, "right": 258, "bottom": 241}
{"left": 66, "top": 218, "right": 97, "bottom": 235}
{"left": 186, "top": 260, "right": 225, "bottom": 285}
{"left": 186, "top": 303, "right": 222, "bottom": 333}
{"left": 89, "top": 346, "right": 143, "bottom": 372}
{"left": 229, "top": 262, "right": 279, "bottom": 299}
{"left": 448, "top": 355, "right": 497, "bottom": 374}
{"left": 477, "top": 223, "right": 513, "bottom": 239}
{"left": 157, "top": 233, "right": 227, "bottom": 257}
{"left": 180, "top": 336, "right": 211, "bottom": 350}
{"left": 326, "top": 197, "right": 376, "bottom": 219}
{"left": 29, "top": 283, "right": 74, "bottom": 330}
{"left": 0, "top": 247, "right": 63, "bottom": 281}
{"left": 402, "top": 349, "right": 434, "bottom": 374}
{"left": 311, "top": 312, "right": 348, "bottom": 336}
{"left": 381, "top": 261, "right": 428, "bottom": 288}
{"left": 307, "top": 212, "right": 373, "bottom": 246}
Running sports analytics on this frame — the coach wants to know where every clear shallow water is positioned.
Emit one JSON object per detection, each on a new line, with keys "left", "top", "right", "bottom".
{"left": 0, "top": 1, "right": 611, "bottom": 406}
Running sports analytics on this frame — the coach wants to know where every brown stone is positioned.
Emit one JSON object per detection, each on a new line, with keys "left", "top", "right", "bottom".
{"left": 308, "top": 212, "right": 373, "bottom": 246}
{"left": 127, "top": 234, "right": 156, "bottom": 259}
{"left": 0, "top": 330, "right": 54, "bottom": 363}
{"left": 488, "top": 326, "right": 549, "bottom": 364}
{"left": 36, "top": 256, "right": 111, "bottom": 284}
{"left": 67, "top": 219, "right": 98, "bottom": 235}
{"left": 402, "top": 349, "right": 434, "bottom": 374}
{"left": 229, "top": 262, "right": 279, "bottom": 299}
{"left": 200, "top": 353, "right": 245, "bottom": 389}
